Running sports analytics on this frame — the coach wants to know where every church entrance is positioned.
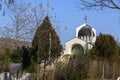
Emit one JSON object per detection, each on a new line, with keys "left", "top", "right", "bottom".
{"left": 71, "top": 44, "right": 84, "bottom": 55}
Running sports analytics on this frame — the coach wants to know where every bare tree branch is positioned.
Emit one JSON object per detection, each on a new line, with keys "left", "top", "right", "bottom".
{"left": 77, "top": 0, "right": 120, "bottom": 10}
{"left": 0, "top": 1, "right": 46, "bottom": 47}
{"left": 110, "top": 0, "right": 120, "bottom": 9}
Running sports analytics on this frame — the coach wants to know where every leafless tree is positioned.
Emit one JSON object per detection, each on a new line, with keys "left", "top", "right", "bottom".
{"left": 77, "top": 0, "right": 120, "bottom": 10}
{"left": 0, "top": 0, "right": 46, "bottom": 48}
{"left": 0, "top": 0, "right": 15, "bottom": 16}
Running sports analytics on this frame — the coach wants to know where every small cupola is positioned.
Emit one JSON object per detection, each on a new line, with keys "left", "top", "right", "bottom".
{"left": 76, "top": 23, "right": 96, "bottom": 43}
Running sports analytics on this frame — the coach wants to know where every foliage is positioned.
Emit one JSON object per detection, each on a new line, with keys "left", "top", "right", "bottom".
{"left": 0, "top": 44, "right": 37, "bottom": 72}
{"left": 117, "top": 43, "right": 120, "bottom": 63}
{"left": 32, "top": 16, "right": 62, "bottom": 80}
{"left": 32, "top": 16, "right": 62, "bottom": 65}
{"left": 90, "top": 33, "right": 119, "bottom": 79}
{"left": 21, "top": 46, "right": 31, "bottom": 69}
{"left": 54, "top": 52, "right": 90, "bottom": 80}
{"left": 118, "top": 43, "right": 120, "bottom": 55}
{"left": 91, "top": 33, "right": 118, "bottom": 62}
{"left": 21, "top": 46, "right": 36, "bottom": 72}
{"left": 9, "top": 46, "right": 36, "bottom": 72}
{"left": 10, "top": 47, "right": 22, "bottom": 63}
{"left": 0, "top": 48, "right": 11, "bottom": 71}
{"left": 64, "top": 53, "right": 89, "bottom": 80}
{"left": 25, "top": 60, "right": 36, "bottom": 73}
{"left": 11, "top": 46, "right": 36, "bottom": 72}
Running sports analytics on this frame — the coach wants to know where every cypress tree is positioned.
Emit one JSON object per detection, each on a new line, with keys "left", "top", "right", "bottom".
{"left": 32, "top": 16, "right": 62, "bottom": 80}
{"left": 32, "top": 16, "right": 62, "bottom": 65}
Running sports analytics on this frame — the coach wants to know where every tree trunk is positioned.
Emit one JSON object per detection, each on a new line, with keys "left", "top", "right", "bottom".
{"left": 36, "top": 64, "right": 39, "bottom": 80}
{"left": 36, "top": 54, "right": 40, "bottom": 80}
{"left": 101, "top": 59, "right": 105, "bottom": 79}
{"left": 43, "top": 61, "right": 46, "bottom": 80}
{"left": 52, "top": 64, "right": 55, "bottom": 80}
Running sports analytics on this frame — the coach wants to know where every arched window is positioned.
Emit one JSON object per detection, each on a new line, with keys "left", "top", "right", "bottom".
{"left": 71, "top": 44, "right": 84, "bottom": 55}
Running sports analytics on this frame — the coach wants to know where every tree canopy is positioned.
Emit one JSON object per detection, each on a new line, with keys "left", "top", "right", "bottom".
{"left": 91, "top": 33, "right": 118, "bottom": 61}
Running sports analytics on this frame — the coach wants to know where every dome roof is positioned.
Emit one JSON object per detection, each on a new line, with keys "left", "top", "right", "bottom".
{"left": 78, "top": 24, "right": 95, "bottom": 37}
{"left": 76, "top": 23, "right": 96, "bottom": 43}
{"left": 78, "top": 27, "right": 95, "bottom": 37}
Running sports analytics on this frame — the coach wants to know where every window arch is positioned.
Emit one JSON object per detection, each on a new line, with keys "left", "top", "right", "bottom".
{"left": 78, "top": 27, "right": 95, "bottom": 38}
{"left": 71, "top": 44, "right": 84, "bottom": 55}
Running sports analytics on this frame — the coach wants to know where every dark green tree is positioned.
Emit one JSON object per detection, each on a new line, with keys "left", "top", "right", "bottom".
{"left": 91, "top": 33, "right": 118, "bottom": 79}
{"left": 11, "top": 47, "right": 22, "bottom": 63}
{"left": 32, "top": 16, "right": 62, "bottom": 79}
{"left": 0, "top": 48, "right": 11, "bottom": 71}
{"left": 21, "top": 46, "right": 36, "bottom": 72}
{"left": 21, "top": 46, "right": 31, "bottom": 69}
{"left": 10, "top": 46, "right": 36, "bottom": 72}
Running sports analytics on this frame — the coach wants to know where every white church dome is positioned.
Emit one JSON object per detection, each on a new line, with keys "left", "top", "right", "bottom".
{"left": 76, "top": 23, "right": 96, "bottom": 43}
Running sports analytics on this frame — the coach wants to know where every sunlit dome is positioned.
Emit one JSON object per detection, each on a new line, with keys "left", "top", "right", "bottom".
{"left": 78, "top": 26, "right": 95, "bottom": 37}
{"left": 76, "top": 23, "right": 96, "bottom": 43}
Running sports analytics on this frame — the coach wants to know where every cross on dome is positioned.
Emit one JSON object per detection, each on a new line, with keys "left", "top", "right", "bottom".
{"left": 84, "top": 15, "right": 88, "bottom": 23}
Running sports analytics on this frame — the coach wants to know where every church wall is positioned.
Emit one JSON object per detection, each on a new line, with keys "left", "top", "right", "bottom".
{"left": 63, "top": 38, "right": 89, "bottom": 55}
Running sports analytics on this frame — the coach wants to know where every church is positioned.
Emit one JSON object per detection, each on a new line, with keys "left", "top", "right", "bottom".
{"left": 60, "top": 22, "right": 96, "bottom": 62}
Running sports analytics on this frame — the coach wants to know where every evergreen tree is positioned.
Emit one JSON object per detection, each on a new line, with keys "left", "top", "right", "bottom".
{"left": 21, "top": 46, "right": 36, "bottom": 72}
{"left": 32, "top": 16, "right": 62, "bottom": 79}
{"left": 91, "top": 33, "right": 118, "bottom": 79}
{"left": 11, "top": 47, "right": 22, "bottom": 63}
{"left": 21, "top": 46, "right": 31, "bottom": 69}
{"left": 91, "top": 33, "right": 118, "bottom": 61}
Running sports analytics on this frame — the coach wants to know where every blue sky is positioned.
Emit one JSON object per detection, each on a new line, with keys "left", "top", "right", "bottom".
{"left": 0, "top": 0, "right": 120, "bottom": 45}
{"left": 47, "top": 0, "right": 120, "bottom": 44}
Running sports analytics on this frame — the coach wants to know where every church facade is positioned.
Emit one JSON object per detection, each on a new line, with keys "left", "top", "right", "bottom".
{"left": 60, "top": 23, "right": 96, "bottom": 62}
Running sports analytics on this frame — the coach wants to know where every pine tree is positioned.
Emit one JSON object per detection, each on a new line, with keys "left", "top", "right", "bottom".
{"left": 32, "top": 16, "right": 62, "bottom": 79}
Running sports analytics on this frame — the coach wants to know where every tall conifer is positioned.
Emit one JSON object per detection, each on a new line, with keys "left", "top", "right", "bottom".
{"left": 32, "top": 16, "right": 62, "bottom": 65}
